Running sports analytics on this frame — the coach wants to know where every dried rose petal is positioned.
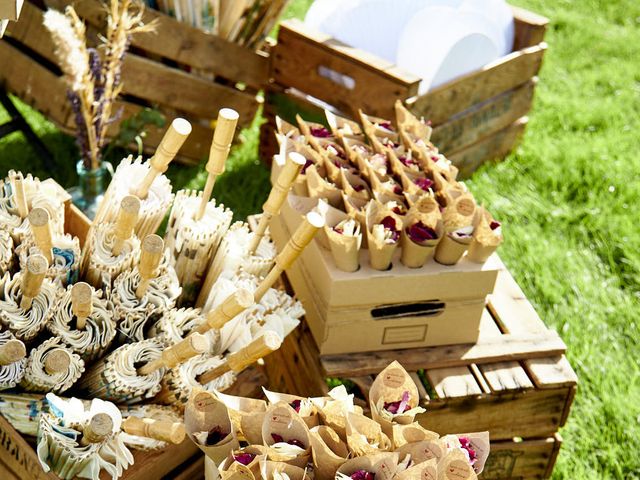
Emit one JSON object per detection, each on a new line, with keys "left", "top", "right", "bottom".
{"left": 333, "top": 226, "right": 344, "bottom": 234}
{"left": 393, "top": 184, "right": 404, "bottom": 195}
{"left": 271, "top": 433, "right": 284, "bottom": 443}
{"left": 353, "top": 184, "right": 365, "bottom": 192}
{"left": 384, "top": 391, "right": 411, "bottom": 414}
{"left": 459, "top": 437, "right": 478, "bottom": 465}
{"left": 310, "top": 126, "right": 331, "bottom": 138}
{"left": 407, "top": 221, "right": 438, "bottom": 243}
{"left": 301, "top": 159, "right": 313, "bottom": 174}
{"left": 290, "top": 399, "right": 302, "bottom": 412}
{"left": 380, "top": 216, "right": 400, "bottom": 242}
{"left": 351, "top": 470, "right": 375, "bottom": 480}
{"left": 392, "top": 205, "right": 405, "bottom": 215}
{"left": 379, "top": 121, "right": 394, "bottom": 132}
{"left": 288, "top": 438, "right": 305, "bottom": 448}
{"left": 206, "top": 427, "right": 228, "bottom": 445}
{"left": 430, "top": 155, "right": 439, "bottom": 162}
{"left": 233, "top": 453, "right": 256, "bottom": 465}
{"left": 399, "top": 155, "right": 418, "bottom": 167}
{"left": 490, "top": 221, "right": 501, "bottom": 230}
{"left": 414, "top": 177, "right": 434, "bottom": 191}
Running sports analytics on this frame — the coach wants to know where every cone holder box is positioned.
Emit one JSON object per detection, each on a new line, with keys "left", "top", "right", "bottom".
{"left": 268, "top": 202, "right": 499, "bottom": 355}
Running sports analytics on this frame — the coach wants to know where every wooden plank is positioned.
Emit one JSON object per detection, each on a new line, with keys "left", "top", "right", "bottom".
{"left": 5, "top": 1, "right": 56, "bottom": 61}
{"left": 448, "top": 116, "right": 528, "bottom": 178}
{"left": 43, "top": 0, "right": 269, "bottom": 89}
{"left": 427, "top": 367, "right": 483, "bottom": 398}
{"left": 170, "top": 456, "right": 205, "bottom": 480}
{"left": 409, "top": 45, "right": 546, "bottom": 125}
{"left": 273, "top": 20, "right": 420, "bottom": 119}
{"left": 431, "top": 79, "right": 536, "bottom": 154}
{"left": 512, "top": 5, "right": 549, "bottom": 50}
{"left": 320, "top": 330, "right": 566, "bottom": 378}
{"left": 480, "top": 362, "right": 534, "bottom": 392}
{"left": 469, "top": 363, "right": 492, "bottom": 394}
{"left": 482, "top": 436, "right": 559, "bottom": 480}
{"left": 0, "top": 415, "right": 58, "bottom": 480}
{"left": 0, "top": 0, "right": 23, "bottom": 21}
{"left": 523, "top": 355, "right": 578, "bottom": 389}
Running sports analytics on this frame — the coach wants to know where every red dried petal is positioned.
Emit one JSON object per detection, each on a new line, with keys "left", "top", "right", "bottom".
{"left": 407, "top": 221, "right": 438, "bottom": 243}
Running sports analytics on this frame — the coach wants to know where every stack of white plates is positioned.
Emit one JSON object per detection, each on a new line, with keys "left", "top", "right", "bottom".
{"left": 304, "top": 0, "right": 514, "bottom": 93}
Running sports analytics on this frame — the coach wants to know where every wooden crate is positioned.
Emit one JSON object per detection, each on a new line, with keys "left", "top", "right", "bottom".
{"left": 0, "top": 182, "right": 268, "bottom": 480}
{"left": 0, "top": 0, "right": 269, "bottom": 164}
{"left": 264, "top": 267, "right": 576, "bottom": 479}
{"left": 260, "top": 6, "right": 548, "bottom": 176}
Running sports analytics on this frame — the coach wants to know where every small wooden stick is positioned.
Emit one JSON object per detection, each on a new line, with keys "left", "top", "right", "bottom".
{"left": 135, "top": 235, "right": 164, "bottom": 299}
{"left": 196, "top": 109, "right": 239, "bottom": 221}
{"left": 112, "top": 195, "right": 141, "bottom": 256}
{"left": 80, "top": 413, "right": 113, "bottom": 446}
{"left": 122, "top": 417, "right": 186, "bottom": 444}
{"left": 196, "top": 331, "right": 282, "bottom": 384}
{"left": 71, "top": 282, "right": 93, "bottom": 330}
{"left": 192, "top": 288, "right": 253, "bottom": 334}
{"left": 248, "top": 152, "right": 306, "bottom": 255}
{"left": 0, "top": 339, "right": 26, "bottom": 366}
{"left": 20, "top": 254, "right": 48, "bottom": 310}
{"left": 11, "top": 171, "right": 29, "bottom": 218}
{"left": 28, "top": 207, "right": 53, "bottom": 264}
{"left": 253, "top": 212, "right": 324, "bottom": 302}
{"left": 134, "top": 118, "right": 192, "bottom": 199}
{"left": 43, "top": 349, "right": 70, "bottom": 375}
{"left": 137, "top": 333, "right": 209, "bottom": 375}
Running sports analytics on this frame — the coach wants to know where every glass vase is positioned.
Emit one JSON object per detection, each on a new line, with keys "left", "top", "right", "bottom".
{"left": 68, "top": 160, "right": 113, "bottom": 220}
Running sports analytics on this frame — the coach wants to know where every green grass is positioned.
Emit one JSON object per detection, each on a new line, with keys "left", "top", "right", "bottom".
{"left": 1, "top": 0, "right": 639, "bottom": 478}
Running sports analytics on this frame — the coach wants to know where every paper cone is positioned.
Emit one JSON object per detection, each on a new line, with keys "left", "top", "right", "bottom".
{"left": 395, "top": 439, "right": 446, "bottom": 465}
{"left": 454, "top": 432, "right": 490, "bottom": 475}
{"left": 345, "top": 411, "right": 392, "bottom": 456}
{"left": 308, "top": 426, "right": 348, "bottom": 480}
{"left": 369, "top": 172, "right": 404, "bottom": 202}
{"left": 369, "top": 361, "right": 424, "bottom": 437}
{"left": 222, "top": 445, "right": 269, "bottom": 479}
{"left": 260, "top": 460, "right": 309, "bottom": 480}
{"left": 437, "top": 449, "right": 478, "bottom": 480}
{"left": 366, "top": 202, "right": 402, "bottom": 271}
{"left": 342, "top": 137, "right": 374, "bottom": 170}
{"left": 400, "top": 198, "right": 444, "bottom": 268}
{"left": 262, "top": 402, "right": 311, "bottom": 468}
{"left": 314, "top": 386, "right": 363, "bottom": 441}
{"left": 336, "top": 452, "right": 399, "bottom": 480}
{"left": 434, "top": 234, "right": 472, "bottom": 266}
{"left": 275, "top": 116, "right": 300, "bottom": 137}
{"left": 306, "top": 165, "right": 343, "bottom": 208}
{"left": 263, "top": 389, "right": 320, "bottom": 429}
{"left": 325, "top": 110, "right": 363, "bottom": 139}
{"left": 184, "top": 390, "right": 239, "bottom": 464}
{"left": 325, "top": 219, "right": 362, "bottom": 273}
{"left": 373, "top": 192, "right": 408, "bottom": 217}
{"left": 339, "top": 169, "right": 372, "bottom": 202}
{"left": 392, "top": 423, "right": 439, "bottom": 449}
{"left": 395, "top": 458, "right": 438, "bottom": 480}
{"left": 214, "top": 390, "right": 267, "bottom": 444}
{"left": 466, "top": 209, "right": 502, "bottom": 264}
{"left": 394, "top": 100, "right": 432, "bottom": 144}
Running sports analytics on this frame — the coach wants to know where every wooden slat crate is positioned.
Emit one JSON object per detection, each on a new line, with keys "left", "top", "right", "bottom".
{"left": 0, "top": 182, "right": 268, "bottom": 480}
{"left": 260, "top": 6, "right": 548, "bottom": 176}
{"left": 263, "top": 267, "right": 576, "bottom": 479}
{"left": 0, "top": 0, "right": 270, "bottom": 164}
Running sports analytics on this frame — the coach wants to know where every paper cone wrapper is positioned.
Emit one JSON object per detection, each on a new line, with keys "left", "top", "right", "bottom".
{"left": 395, "top": 100, "right": 432, "bottom": 141}
{"left": 369, "top": 361, "right": 422, "bottom": 437}
{"left": 276, "top": 116, "right": 300, "bottom": 136}
{"left": 342, "top": 194, "right": 369, "bottom": 243}
{"left": 392, "top": 423, "right": 439, "bottom": 449}
{"left": 456, "top": 431, "right": 490, "bottom": 474}
{"left": 263, "top": 389, "right": 320, "bottom": 429}
{"left": 315, "top": 400, "right": 352, "bottom": 441}
{"left": 466, "top": 211, "right": 502, "bottom": 264}
{"left": 222, "top": 445, "right": 269, "bottom": 479}
{"left": 325, "top": 224, "right": 361, "bottom": 273}
{"left": 262, "top": 402, "right": 311, "bottom": 468}
{"left": 366, "top": 202, "right": 402, "bottom": 271}
{"left": 309, "top": 426, "right": 349, "bottom": 480}
{"left": 442, "top": 195, "right": 476, "bottom": 233}
{"left": 437, "top": 449, "right": 478, "bottom": 480}
{"left": 337, "top": 452, "right": 399, "bottom": 480}
{"left": 215, "top": 390, "right": 267, "bottom": 444}
{"left": 319, "top": 202, "right": 352, "bottom": 252}
{"left": 260, "top": 460, "right": 309, "bottom": 480}
{"left": 219, "top": 461, "right": 254, "bottom": 480}
{"left": 395, "top": 458, "right": 438, "bottom": 480}
{"left": 345, "top": 411, "right": 392, "bottom": 456}
{"left": 185, "top": 391, "right": 239, "bottom": 464}
{"left": 369, "top": 173, "right": 405, "bottom": 204}
{"left": 306, "top": 165, "right": 343, "bottom": 208}
{"left": 434, "top": 234, "right": 471, "bottom": 266}
{"left": 325, "top": 110, "right": 363, "bottom": 138}
{"left": 322, "top": 154, "right": 345, "bottom": 184}
{"left": 339, "top": 169, "right": 371, "bottom": 202}
{"left": 396, "top": 439, "right": 446, "bottom": 465}
{"left": 400, "top": 221, "right": 442, "bottom": 268}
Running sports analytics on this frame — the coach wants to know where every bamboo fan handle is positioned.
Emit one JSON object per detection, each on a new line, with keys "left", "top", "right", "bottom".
{"left": 80, "top": 413, "right": 113, "bottom": 446}
{"left": 122, "top": 417, "right": 186, "bottom": 444}
{"left": 196, "top": 109, "right": 239, "bottom": 221}
{"left": 71, "top": 282, "right": 93, "bottom": 330}
{"left": 112, "top": 195, "right": 141, "bottom": 256}
{"left": 248, "top": 152, "right": 306, "bottom": 255}
{"left": 135, "top": 118, "right": 192, "bottom": 199}
{"left": 138, "top": 333, "right": 209, "bottom": 375}
{"left": 11, "top": 171, "right": 29, "bottom": 218}
{"left": 28, "top": 207, "right": 53, "bottom": 264}
{"left": 196, "top": 332, "right": 282, "bottom": 384}
{"left": 135, "top": 235, "right": 164, "bottom": 299}
{"left": 43, "top": 349, "right": 70, "bottom": 376}
{"left": 193, "top": 288, "right": 254, "bottom": 334}
{"left": 0, "top": 339, "right": 26, "bottom": 366}
{"left": 253, "top": 212, "right": 324, "bottom": 302}
{"left": 19, "top": 254, "right": 48, "bottom": 310}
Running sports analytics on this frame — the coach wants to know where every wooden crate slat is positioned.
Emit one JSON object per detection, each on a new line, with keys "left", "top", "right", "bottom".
{"left": 478, "top": 309, "right": 503, "bottom": 339}
{"left": 426, "top": 366, "right": 483, "bottom": 398}
{"left": 469, "top": 363, "right": 493, "bottom": 394}
{"left": 5, "top": 1, "right": 56, "bottom": 61}
{"left": 349, "top": 376, "right": 375, "bottom": 404}
{"left": 0, "top": 0, "right": 23, "bottom": 21}
{"left": 170, "top": 457, "right": 205, "bottom": 480}
{"left": 512, "top": 5, "right": 549, "bottom": 50}
{"left": 409, "top": 44, "right": 546, "bottom": 126}
{"left": 480, "top": 362, "right": 535, "bottom": 392}
{"left": 0, "top": 415, "right": 58, "bottom": 479}
{"left": 43, "top": 0, "right": 269, "bottom": 89}
{"left": 523, "top": 355, "right": 579, "bottom": 389}
{"left": 319, "top": 330, "right": 566, "bottom": 378}
{"left": 431, "top": 79, "right": 536, "bottom": 153}
{"left": 448, "top": 116, "right": 528, "bottom": 177}
{"left": 273, "top": 20, "right": 420, "bottom": 119}
{"left": 482, "top": 435, "right": 559, "bottom": 480}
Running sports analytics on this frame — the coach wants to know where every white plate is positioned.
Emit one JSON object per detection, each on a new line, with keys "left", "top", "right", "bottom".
{"left": 459, "top": 0, "right": 514, "bottom": 55}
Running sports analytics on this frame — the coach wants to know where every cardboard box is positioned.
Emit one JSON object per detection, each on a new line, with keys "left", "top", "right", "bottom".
{"left": 269, "top": 197, "right": 499, "bottom": 354}
{"left": 0, "top": 0, "right": 23, "bottom": 21}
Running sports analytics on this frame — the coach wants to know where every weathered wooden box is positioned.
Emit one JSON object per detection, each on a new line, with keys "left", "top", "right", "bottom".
{"left": 0, "top": 0, "right": 269, "bottom": 164}
{"left": 260, "top": 6, "right": 548, "bottom": 177}
{"left": 264, "top": 265, "right": 577, "bottom": 479}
